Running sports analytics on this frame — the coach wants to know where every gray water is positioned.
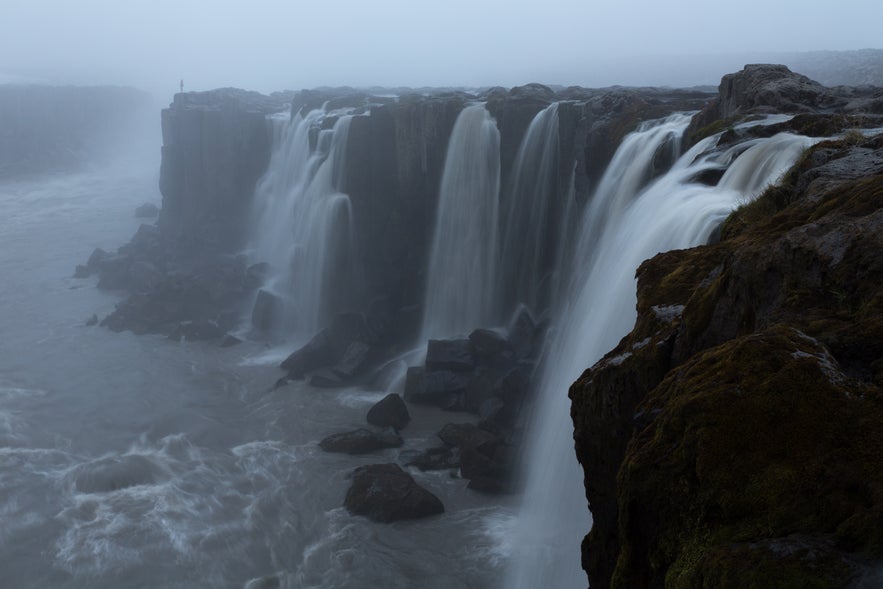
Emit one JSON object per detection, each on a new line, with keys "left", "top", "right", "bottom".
{"left": 0, "top": 160, "right": 513, "bottom": 588}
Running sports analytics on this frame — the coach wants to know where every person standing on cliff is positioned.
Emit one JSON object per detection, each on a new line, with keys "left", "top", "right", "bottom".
{"left": 180, "top": 79, "right": 184, "bottom": 93}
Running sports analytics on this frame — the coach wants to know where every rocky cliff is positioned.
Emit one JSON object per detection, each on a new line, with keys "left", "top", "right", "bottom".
{"left": 571, "top": 66, "right": 883, "bottom": 588}
{"left": 158, "top": 88, "right": 293, "bottom": 253}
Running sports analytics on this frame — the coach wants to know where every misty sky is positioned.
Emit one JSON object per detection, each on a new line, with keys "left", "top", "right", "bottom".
{"left": 2, "top": 0, "right": 881, "bottom": 96}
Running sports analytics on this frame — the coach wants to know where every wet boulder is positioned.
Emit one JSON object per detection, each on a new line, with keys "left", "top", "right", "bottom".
{"left": 331, "top": 341, "right": 373, "bottom": 380}
{"left": 344, "top": 463, "right": 444, "bottom": 522}
{"left": 437, "top": 422, "right": 516, "bottom": 494}
{"left": 403, "top": 366, "right": 468, "bottom": 408}
{"left": 400, "top": 446, "right": 461, "bottom": 471}
{"left": 437, "top": 422, "right": 498, "bottom": 449}
{"left": 318, "top": 428, "right": 403, "bottom": 454}
{"left": 280, "top": 312, "right": 376, "bottom": 380}
{"left": 425, "top": 338, "right": 475, "bottom": 372}
{"left": 251, "top": 289, "right": 280, "bottom": 331}
{"left": 366, "top": 393, "right": 410, "bottom": 430}
{"left": 468, "top": 328, "right": 511, "bottom": 359}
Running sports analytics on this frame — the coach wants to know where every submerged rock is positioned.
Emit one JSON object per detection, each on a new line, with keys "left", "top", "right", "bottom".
{"left": 73, "top": 454, "right": 163, "bottom": 494}
{"left": 344, "top": 463, "right": 444, "bottom": 522}
{"left": 400, "top": 446, "right": 461, "bottom": 471}
{"left": 251, "top": 289, "right": 279, "bottom": 332}
{"left": 318, "top": 428, "right": 403, "bottom": 454}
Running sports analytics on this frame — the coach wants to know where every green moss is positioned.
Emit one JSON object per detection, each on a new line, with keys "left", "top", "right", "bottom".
{"left": 611, "top": 327, "right": 883, "bottom": 586}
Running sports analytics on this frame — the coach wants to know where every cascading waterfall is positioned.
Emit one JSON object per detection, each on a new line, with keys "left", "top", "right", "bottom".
{"left": 499, "top": 102, "right": 561, "bottom": 316}
{"left": 505, "top": 116, "right": 815, "bottom": 588}
{"left": 420, "top": 104, "right": 501, "bottom": 340}
{"left": 249, "top": 109, "right": 359, "bottom": 339}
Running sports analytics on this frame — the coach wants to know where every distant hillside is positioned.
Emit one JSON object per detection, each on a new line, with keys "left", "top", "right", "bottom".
{"left": 0, "top": 85, "right": 151, "bottom": 178}
{"left": 783, "top": 49, "right": 883, "bottom": 87}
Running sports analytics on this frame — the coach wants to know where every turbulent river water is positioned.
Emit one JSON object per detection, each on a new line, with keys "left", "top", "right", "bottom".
{"left": 0, "top": 159, "right": 513, "bottom": 588}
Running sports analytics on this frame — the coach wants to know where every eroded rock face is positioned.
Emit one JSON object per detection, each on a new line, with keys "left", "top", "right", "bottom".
{"left": 570, "top": 133, "right": 883, "bottom": 588}
{"left": 685, "top": 64, "right": 883, "bottom": 147}
{"left": 344, "top": 463, "right": 444, "bottom": 522}
{"left": 159, "top": 89, "right": 291, "bottom": 253}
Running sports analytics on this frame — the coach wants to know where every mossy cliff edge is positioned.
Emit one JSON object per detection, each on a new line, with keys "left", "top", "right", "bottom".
{"left": 570, "top": 68, "right": 883, "bottom": 588}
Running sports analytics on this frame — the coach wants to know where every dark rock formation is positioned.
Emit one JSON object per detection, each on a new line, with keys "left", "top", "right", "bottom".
{"left": 571, "top": 131, "right": 883, "bottom": 588}
{"left": 403, "top": 320, "right": 541, "bottom": 423}
{"left": 366, "top": 393, "right": 410, "bottom": 430}
{"left": 159, "top": 89, "right": 292, "bottom": 253}
{"left": 344, "top": 463, "right": 444, "bottom": 522}
{"left": 685, "top": 64, "right": 883, "bottom": 147}
{"left": 279, "top": 312, "right": 383, "bottom": 383}
{"left": 318, "top": 428, "right": 403, "bottom": 454}
{"left": 250, "top": 289, "right": 279, "bottom": 332}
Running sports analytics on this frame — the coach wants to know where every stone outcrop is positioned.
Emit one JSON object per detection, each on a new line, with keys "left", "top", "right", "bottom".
{"left": 571, "top": 128, "right": 883, "bottom": 587}
{"left": 158, "top": 89, "right": 292, "bottom": 253}
{"left": 685, "top": 64, "right": 883, "bottom": 147}
{"left": 344, "top": 463, "right": 444, "bottom": 522}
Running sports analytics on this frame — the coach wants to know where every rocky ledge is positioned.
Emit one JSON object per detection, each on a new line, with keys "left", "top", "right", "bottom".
{"left": 571, "top": 110, "right": 883, "bottom": 586}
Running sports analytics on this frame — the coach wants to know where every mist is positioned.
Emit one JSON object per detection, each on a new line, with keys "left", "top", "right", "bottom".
{"left": 3, "top": 0, "right": 883, "bottom": 94}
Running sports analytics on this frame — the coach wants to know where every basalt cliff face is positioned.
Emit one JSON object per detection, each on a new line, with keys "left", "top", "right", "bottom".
{"left": 127, "top": 82, "right": 711, "bottom": 339}
{"left": 571, "top": 67, "right": 883, "bottom": 588}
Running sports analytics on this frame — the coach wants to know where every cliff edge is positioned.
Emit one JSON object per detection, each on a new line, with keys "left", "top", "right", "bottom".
{"left": 571, "top": 70, "right": 883, "bottom": 588}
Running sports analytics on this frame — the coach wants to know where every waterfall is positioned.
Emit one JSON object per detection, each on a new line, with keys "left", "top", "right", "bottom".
{"left": 420, "top": 104, "right": 501, "bottom": 340}
{"left": 505, "top": 117, "right": 815, "bottom": 587}
{"left": 499, "top": 102, "right": 561, "bottom": 316}
{"left": 249, "top": 109, "right": 359, "bottom": 339}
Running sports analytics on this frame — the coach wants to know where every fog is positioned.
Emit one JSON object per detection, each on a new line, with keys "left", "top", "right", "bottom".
{"left": 2, "top": 0, "right": 882, "bottom": 94}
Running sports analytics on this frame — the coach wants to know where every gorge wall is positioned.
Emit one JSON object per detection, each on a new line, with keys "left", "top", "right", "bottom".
{"left": 570, "top": 68, "right": 883, "bottom": 588}
{"left": 92, "top": 64, "right": 883, "bottom": 589}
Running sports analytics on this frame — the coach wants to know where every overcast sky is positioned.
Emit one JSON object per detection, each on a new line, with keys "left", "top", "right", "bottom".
{"left": 2, "top": 0, "right": 881, "bottom": 96}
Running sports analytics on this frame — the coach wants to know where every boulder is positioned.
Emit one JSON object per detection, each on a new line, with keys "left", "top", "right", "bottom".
{"left": 251, "top": 289, "right": 280, "bottom": 331}
{"left": 73, "top": 264, "right": 90, "bottom": 278}
{"left": 400, "top": 446, "right": 461, "bottom": 471}
{"left": 403, "top": 366, "right": 468, "bottom": 408}
{"left": 280, "top": 312, "right": 374, "bottom": 379}
{"left": 468, "top": 328, "right": 511, "bottom": 358}
{"left": 366, "top": 393, "right": 410, "bottom": 430}
{"left": 425, "top": 338, "right": 475, "bottom": 372}
{"left": 318, "top": 428, "right": 403, "bottom": 454}
{"left": 331, "top": 341, "right": 373, "bottom": 380}
{"left": 437, "top": 422, "right": 497, "bottom": 450}
{"left": 344, "top": 463, "right": 444, "bottom": 522}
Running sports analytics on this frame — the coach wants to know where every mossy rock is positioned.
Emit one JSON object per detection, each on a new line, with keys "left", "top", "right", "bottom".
{"left": 612, "top": 326, "right": 883, "bottom": 588}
